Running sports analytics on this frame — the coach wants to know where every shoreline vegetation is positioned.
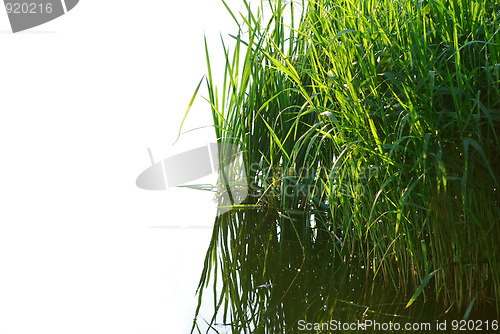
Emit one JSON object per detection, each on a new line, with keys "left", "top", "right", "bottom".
{"left": 188, "top": 0, "right": 499, "bottom": 332}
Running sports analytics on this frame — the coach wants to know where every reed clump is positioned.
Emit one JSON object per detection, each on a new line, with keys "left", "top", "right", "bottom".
{"left": 191, "top": 0, "right": 500, "bottom": 332}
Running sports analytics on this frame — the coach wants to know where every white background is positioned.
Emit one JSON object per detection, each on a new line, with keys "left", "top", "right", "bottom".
{"left": 0, "top": 1, "right": 244, "bottom": 333}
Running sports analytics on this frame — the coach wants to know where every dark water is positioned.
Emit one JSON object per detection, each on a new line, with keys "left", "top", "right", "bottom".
{"left": 196, "top": 206, "right": 499, "bottom": 333}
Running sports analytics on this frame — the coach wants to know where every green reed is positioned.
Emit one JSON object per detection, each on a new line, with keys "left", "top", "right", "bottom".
{"left": 190, "top": 0, "right": 500, "bottom": 332}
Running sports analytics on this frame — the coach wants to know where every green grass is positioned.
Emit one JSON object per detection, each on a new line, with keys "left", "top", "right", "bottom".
{"left": 189, "top": 0, "right": 500, "bottom": 332}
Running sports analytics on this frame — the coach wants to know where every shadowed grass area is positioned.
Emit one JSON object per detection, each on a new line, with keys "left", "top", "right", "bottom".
{"left": 190, "top": 0, "right": 500, "bottom": 332}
